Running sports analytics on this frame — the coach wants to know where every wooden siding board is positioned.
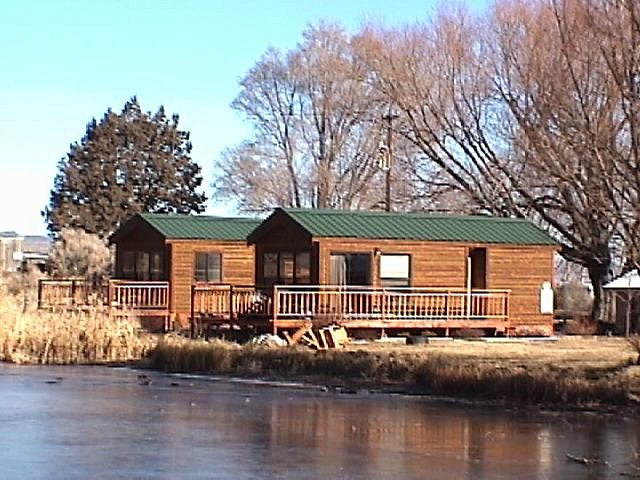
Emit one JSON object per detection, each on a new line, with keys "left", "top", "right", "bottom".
{"left": 315, "top": 238, "right": 467, "bottom": 288}
{"left": 488, "top": 246, "right": 555, "bottom": 327}
{"left": 168, "top": 240, "right": 254, "bottom": 316}
{"left": 314, "top": 238, "right": 555, "bottom": 329}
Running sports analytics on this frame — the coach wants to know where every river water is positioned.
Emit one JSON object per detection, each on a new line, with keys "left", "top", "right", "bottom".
{"left": 0, "top": 365, "right": 638, "bottom": 480}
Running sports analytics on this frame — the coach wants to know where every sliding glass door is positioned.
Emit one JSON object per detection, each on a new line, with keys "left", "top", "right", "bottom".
{"left": 329, "top": 253, "right": 371, "bottom": 286}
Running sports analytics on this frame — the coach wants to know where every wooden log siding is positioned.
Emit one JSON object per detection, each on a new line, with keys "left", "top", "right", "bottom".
{"left": 311, "top": 238, "right": 555, "bottom": 330}
{"left": 315, "top": 238, "right": 468, "bottom": 288}
{"left": 488, "top": 246, "right": 556, "bottom": 327}
{"left": 273, "top": 286, "right": 510, "bottom": 321}
{"left": 168, "top": 240, "right": 255, "bottom": 317}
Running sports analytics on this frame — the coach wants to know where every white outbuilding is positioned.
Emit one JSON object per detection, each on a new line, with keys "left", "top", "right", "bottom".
{"left": 603, "top": 270, "right": 640, "bottom": 336}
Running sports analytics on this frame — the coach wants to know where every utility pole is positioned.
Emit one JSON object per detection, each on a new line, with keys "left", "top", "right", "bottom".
{"left": 380, "top": 108, "right": 398, "bottom": 212}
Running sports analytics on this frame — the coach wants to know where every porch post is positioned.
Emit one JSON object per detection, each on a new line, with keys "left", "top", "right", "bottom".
{"left": 272, "top": 286, "right": 279, "bottom": 335}
{"left": 71, "top": 279, "right": 77, "bottom": 307}
{"left": 37, "top": 278, "right": 43, "bottom": 310}
{"left": 190, "top": 284, "right": 196, "bottom": 339}
{"left": 466, "top": 257, "right": 472, "bottom": 319}
{"left": 611, "top": 291, "right": 617, "bottom": 330}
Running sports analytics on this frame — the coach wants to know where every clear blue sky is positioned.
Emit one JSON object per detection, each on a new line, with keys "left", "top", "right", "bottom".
{"left": 0, "top": 0, "right": 488, "bottom": 235}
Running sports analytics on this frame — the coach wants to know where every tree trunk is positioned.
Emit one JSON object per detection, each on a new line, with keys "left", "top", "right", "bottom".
{"left": 587, "top": 261, "right": 611, "bottom": 323}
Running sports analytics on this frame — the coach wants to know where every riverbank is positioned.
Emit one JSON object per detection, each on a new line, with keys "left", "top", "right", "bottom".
{"left": 149, "top": 336, "right": 640, "bottom": 410}
{"left": 3, "top": 279, "right": 639, "bottom": 410}
{"left": 0, "top": 291, "right": 155, "bottom": 364}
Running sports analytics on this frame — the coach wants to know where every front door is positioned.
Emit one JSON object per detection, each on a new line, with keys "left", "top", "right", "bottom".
{"left": 468, "top": 248, "right": 487, "bottom": 289}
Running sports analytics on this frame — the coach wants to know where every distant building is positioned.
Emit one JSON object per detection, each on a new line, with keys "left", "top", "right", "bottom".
{"left": 0, "top": 232, "right": 51, "bottom": 273}
{"left": 603, "top": 270, "right": 640, "bottom": 336}
{"left": 22, "top": 236, "right": 51, "bottom": 272}
{"left": 0, "top": 232, "right": 24, "bottom": 273}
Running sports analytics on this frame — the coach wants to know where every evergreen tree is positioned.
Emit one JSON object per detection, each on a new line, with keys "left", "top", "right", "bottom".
{"left": 43, "top": 97, "right": 206, "bottom": 238}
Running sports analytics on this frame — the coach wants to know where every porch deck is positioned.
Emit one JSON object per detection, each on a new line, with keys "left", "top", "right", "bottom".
{"left": 38, "top": 280, "right": 511, "bottom": 335}
{"left": 271, "top": 285, "right": 510, "bottom": 334}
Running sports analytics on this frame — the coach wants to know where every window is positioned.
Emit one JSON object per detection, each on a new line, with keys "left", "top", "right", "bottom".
{"left": 136, "top": 252, "right": 150, "bottom": 281}
{"left": 263, "top": 253, "right": 278, "bottom": 287}
{"left": 150, "top": 253, "right": 162, "bottom": 281}
{"left": 330, "top": 253, "right": 371, "bottom": 286}
{"left": 279, "top": 253, "right": 294, "bottom": 284}
{"left": 194, "top": 252, "right": 222, "bottom": 283}
{"left": 262, "top": 251, "right": 311, "bottom": 287}
{"left": 380, "top": 254, "right": 410, "bottom": 288}
{"left": 120, "top": 250, "right": 165, "bottom": 281}
{"left": 295, "top": 252, "right": 311, "bottom": 284}
{"left": 122, "top": 251, "right": 135, "bottom": 279}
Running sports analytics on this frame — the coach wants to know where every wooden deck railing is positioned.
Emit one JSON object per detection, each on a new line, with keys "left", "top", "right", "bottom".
{"left": 272, "top": 286, "right": 510, "bottom": 321}
{"left": 39, "top": 281, "right": 511, "bottom": 334}
{"left": 108, "top": 280, "right": 169, "bottom": 310}
{"left": 37, "top": 279, "right": 106, "bottom": 308}
{"left": 191, "top": 284, "right": 271, "bottom": 318}
{"left": 38, "top": 279, "right": 169, "bottom": 311}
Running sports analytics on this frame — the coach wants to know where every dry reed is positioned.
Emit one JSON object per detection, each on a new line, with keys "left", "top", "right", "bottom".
{"left": 629, "top": 335, "right": 640, "bottom": 365}
{"left": 0, "top": 284, "right": 155, "bottom": 364}
{"left": 150, "top": 336, "right": 635, "bottom": 407}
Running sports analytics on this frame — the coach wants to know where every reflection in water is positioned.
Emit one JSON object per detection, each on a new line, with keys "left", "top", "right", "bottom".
{"left": 0, "top": 365, "right": 638, "bottom": 480}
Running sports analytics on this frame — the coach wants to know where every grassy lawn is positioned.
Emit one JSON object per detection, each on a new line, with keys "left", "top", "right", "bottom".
{"left": 352, "top": 336, "right": 638, "bottom": 369}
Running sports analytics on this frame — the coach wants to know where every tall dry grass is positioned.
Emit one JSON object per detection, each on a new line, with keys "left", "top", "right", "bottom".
{"left": 150, "top": 336, "right": 634, "bottom": 407}
{"left": 629, "top": 336, "right": 640, "bottom": 365}
{"left": 0, "top": 283, "right": 155, "bottom": 364}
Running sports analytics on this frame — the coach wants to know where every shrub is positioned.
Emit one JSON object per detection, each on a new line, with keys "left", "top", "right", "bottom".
{"left": 49, "top": 228, "right": 112, "bottom": 282}
{"left": 555, "top": 281, "right": 593, "bottom": 314}
{"left": 563, "top": 320, "right": 598, "bottom": 336}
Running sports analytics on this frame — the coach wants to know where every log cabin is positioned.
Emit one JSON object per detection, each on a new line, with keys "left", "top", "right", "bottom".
{"left": 39, "top": 208, "right": 558, "bottom": 336}
{"left": 247, "top": 208, "right": 558, "bottom": 336}
{"left": 108, "top": 213, "right": 260, "bottom": 329}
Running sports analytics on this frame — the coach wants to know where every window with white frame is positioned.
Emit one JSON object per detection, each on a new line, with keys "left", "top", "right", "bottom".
{"left": 380, "top": 254, "right": 410, "bottom": 287}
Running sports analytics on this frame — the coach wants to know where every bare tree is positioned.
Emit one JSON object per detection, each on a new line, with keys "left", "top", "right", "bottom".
{"left": 356, "top": 2, "right": 636, "bottom": 320}
{"left": 217, "top": 2, "right": 640, "bottom": 321}
{"left": 581, "top": 0, "right": 640, "bottom": 270}
{"left": 214, "top": 23, "right": 402, "bottom": 213}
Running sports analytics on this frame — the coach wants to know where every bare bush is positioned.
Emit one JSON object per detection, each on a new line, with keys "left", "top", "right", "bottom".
{"left": 49, "top": 228, "right": 112, "bottom": 282}
{"left": 2, "top": 265, "right": 45, "bottom": 312}
{"left": 555, "top": 281, "right": 593, "bottom": 314}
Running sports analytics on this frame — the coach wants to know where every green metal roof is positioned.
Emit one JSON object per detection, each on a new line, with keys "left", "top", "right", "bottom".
{"left": 140, "top": 213, "right": 261, "bottom": 241}
{"left": 279, "top": 208, "right": 557, "bottom": 246}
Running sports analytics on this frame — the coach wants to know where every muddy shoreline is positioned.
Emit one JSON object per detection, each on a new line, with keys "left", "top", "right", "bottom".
{"left": 146, "top": 336, "right": 640, "bottom": 414}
